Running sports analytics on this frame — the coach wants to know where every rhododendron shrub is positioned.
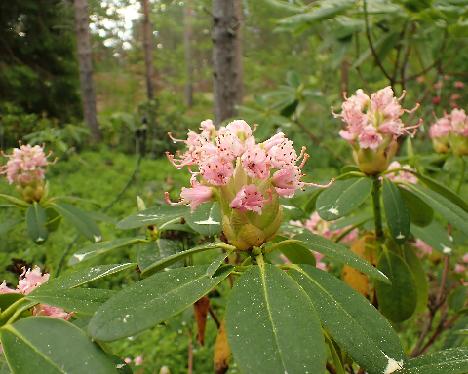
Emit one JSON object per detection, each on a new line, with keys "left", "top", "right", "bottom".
{"left": 0, "top": 144, "right": 101, "bottom": 244}
{"left": 430, "top": 108, "right": 468, "bottom": 156}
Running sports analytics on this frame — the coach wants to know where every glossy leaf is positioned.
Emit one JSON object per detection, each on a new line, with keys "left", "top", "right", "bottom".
{"left": 293, "top": 232, "right": 389, "bottom": 282}
{"left": 184, "top": 202, "right": 222, "bottom": 237}
{"left": 406, "top": 184, "right": 468, "bottom": 237}
{"left": 89, "top": 265, "right": 232, "bottom": 341}
{"left": 403, "top": 245, "right": 428, "bottom": 314}
{"left": 271, "top": 240, "right": 316, "bottom": 266}
{"left": 206, "top": 252, "right": 231, "bottom": 277}
{"left": 0, "top": 294, "right": 23, "bottom": 312}
{"left": 410, "top": 220, "right": 452, "bottom": 253}
{"left": 225, "top": 264, "right": 326, "bottom": 374}
{"left": 399, "top": 187, "right": 433, "bottom": 227}
{"left": 25, "top": 203, "right": 48, "bottom": 244}
{"left": 382, "top": 179, "right": 410, "bottom": 243}
{"left": 26, "top": 288, "right": 116, "bottom": 315}
{"left": 116, "top": 205, "right": 188, "bottom": 230}
{"left": 140, "top": 242, "right": 231, "bottom": 276}
{"left": 51, "top": 203, "right": 101, "bottom": 242}
{"left": 399, "top": 347, "right": 468, "bottom": 374}
{"left": 43, "top": 263, "right": 136, "bottom": 290}
{"left": 317, "top": 177, "right": 372, "bottom": 220}
{"left": 0, "top": 317, "right": 116, "bottom": 373}
{"left": 137, "top": 239, "right": 181, "bottom": 273}
{"left": 289, "top": 265, "right": 404, "bottom": 374}
{"left": 375, "top": 251, "right": 417, "bottom": 322}
{"left": 69, "top": 237, "right": 146, "bottom": 266}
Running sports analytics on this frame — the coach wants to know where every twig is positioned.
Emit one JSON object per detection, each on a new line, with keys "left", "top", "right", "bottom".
{"left": 208, "top": 305, "right": 221, "bottom": 328}
{"left": 326, "top": 362, "right": 337, "bottom": 374}
{"left": 363, "top": 0, "right": 394, "bottom": 87}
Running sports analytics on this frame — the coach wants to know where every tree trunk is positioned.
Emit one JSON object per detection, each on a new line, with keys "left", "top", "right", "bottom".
{"left": 212, "top": 0, "right": 242, "bottom": 124}
{"left": 141, "top": 0, "right": 154, "bottom": 100}
{"left": 183, "top": 0, "right": 194, "bottom": 107}
{"left": 73, "top": 0, "right": 101, "bottom": 141}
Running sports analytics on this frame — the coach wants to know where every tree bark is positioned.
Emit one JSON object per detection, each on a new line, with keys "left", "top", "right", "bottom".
{"left": 183, "top": 0, "right": 194, "bottom": 107}
{"left": 73, "top": 0, "right": 101, "bottom": 141}
{"left": 141, "top": 0, "right": 154, "bottom": 100}
{"left": 234, "top": 0, "right": 243, "bottom": 105}
{"left": 212, "top": 0, "right": 242, "bottom": 124}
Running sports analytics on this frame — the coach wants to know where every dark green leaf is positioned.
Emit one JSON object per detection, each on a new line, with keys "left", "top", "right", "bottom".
{"left": 410, "top": 220, "right": 452, "bottom": 253}
{"left": 289, "top": 265, "right": 404, "bottom": 374}
{"left": 25, "top": 203, "right": 48, "bottom": 244}
{"left": 448, "top": 286, "right": 467, "bottom": 313}
{"left": 69, "top": 237, "right": 146, "bottom": 266}
{"left": 116, "top": 205, "right": 187, "bottom": 230}
{"left": 26, "top": 288, "right": 116, "bottom": 315}
{"left": 406, "top": 184, "right": 468, "bottom": 237}
{"left": 140, "top": 242, "right": 231, "bottom": 276}
{"left": 225, "top": 264, "right": 326, "bottom": 374}
{"left": 0, "top": 294, "right": 23, "bottom": 313}
{"left": 272, "top": 240, "right": 316, "bottom": 266}
{"left": 317, "top": 177, "right": 372, "bottom": 220}
{"left": 43, "top": 263, "right": 136, "bottom": 290}
{"left": 293, "top": 232, "right": 389, "bottom": 282}
{"left": 184, "top": 202, "right": 221, "bottom": 237}
{"left": 382, "top": 179, "right": 410, "bottom": 243}
{"left": 0, "top": 317, "right": 117, "bottom": 373}
{"left": 137, "top": 239, "right": 181, "bottom": 273}
{"left": 375, "top": 251, "right": 417, "bottom": 322}
{"left": 89, "top": 265, "right": 232, "bottom": 341}
{"left": 399, "top": 347, "right": 468, "bottom": 374}
{"left": 399, "top": 187, "right": 433, "bottom": 227}
{"left": 403, "top": 245, "right": 428, "bottom": 314}
{"left": 51, "top": 203, "right": 101, "bottom": 243}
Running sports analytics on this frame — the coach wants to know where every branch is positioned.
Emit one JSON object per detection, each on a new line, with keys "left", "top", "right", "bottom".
{"left": 363, "top": 0, "right": 394, "bottom": 86}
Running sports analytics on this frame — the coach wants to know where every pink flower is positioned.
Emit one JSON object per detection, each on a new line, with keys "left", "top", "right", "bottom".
{"left": 230, "top": 185, "right": 266, "bottom": 213}
{"left": 134, "top": 355, "right": 144, "bottom": 366}
{"left": 1, "top": 144, "right": 50, "bottom": 186}
{"left": 33, "top": 304, "right": 72, "bottom": 320}
{"left": 241, "top": 144, "right": 270, "bottom": 179}
{"left": 370, "top": 87, "right": 403, "bottom": 119}
{"left": 271, "top": 167, "right": 302, "bottom": 197}
{"left": 180, "top": 183, "right": 213, "bottom": 211}
{"left": 429, "top": 116, "right": 451, "bottom": 139}
{"left": 450, "top": 108, "right": 467, "bottom": 136}
{"left": 413, "top": 239, "right": 432, "bottom": 256}
{"left": 463, "top": 253, "right": 468, "bottom": 264}
{"left": 200, "top": 155, "right": 234, "bottom": 185}
{"left": 454, "top": 264, "right": 466, "bottom": 274}
{"left": 454, "top": 81, "right": 464, "bottom": 89}
{"left": 387, "top": 162, "right": 418, "bottom": 184}
{"left": 226, "top": 120, "right": 253, "bottom": 139}
{"left": 0, "top": 281, "right": 17, "bottom": 294}
{"left": 265, "top": 137, "right": 298, "bottom": 169}
{"left": 17, "top": 266, "right": 50, "bottom": 295}
{"left": 124, "top": 358, "right": 132, "bottom": 364}
{"left": 358, "top": 126, "right": 383, "bottom": 150}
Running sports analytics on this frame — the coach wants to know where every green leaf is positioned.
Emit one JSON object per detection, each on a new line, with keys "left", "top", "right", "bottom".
{"left": 399, "top": 347, "right": 468, "bottom": 374}
{"left": 293, "top": 232, "right": 389, "bottom": 282}
{"left": 51, "top": 203, "right": 101, "bottom": 243}
{"left": 270, "top": 240, "right": 316, "bottom": 266}
{"left": 206, "top": 252, "right": 231, "bottom": 277}
{"left": 184, "top": 202, "right": 221, "bottom": 237}
{"left": 0, "top": 293, "right": 23, "bottom": 312}
{"left": 279, "top": 0, "right": 354, "bottom": 25}
{"left": 0, "top": 218, "right": 22, "bottom": 236}
{"left": 140, "top": 242, "right": 231, "bottom": 276}
{"left": 26, "top": 288, "right": 116, "bottom": 316}
{"left": 116, "top": 205, "right": 187, "bottom": 230}
{"left": 88, "top": 265, "right": 232, "bottom": 341}
{"left": 43, "top": 263, "right": 136, "bottom": 290}
{"left": 408, "top": 171, "right": 468, "bottom": 212}
{"left": 399, "top": 187, "right": 434, "bottom": 227}
{"left": 375, "top": 251, "right": 417, "bottom": 322}
{"left": 0, "top": 317, "right": 117, "bottom": 373}
{"left": 137, "top": 239, "right": 181, "bottom": 273}
{"left": 448, "top": 286, "right": 467, "bottom": 313}
{"left": 25, "top": 203, "right": 48, "bottom": 244}
{"left": 0, "top": 194, "right": 28, "bottom": 207}
{"left": 289, "top": 265, "right": 404, "bottom": 374}
{"left": 405, "top": 184, "right": 468, "bottom": 237}
{"left": 225, "top": 264, "right": 326, "bottom": 374}
{"left": 382, "top": 179, "right": 410, "bottom": 243}
{"left": 403, "top": 244, "right": 428, "bottom": 314}
{"left": 317, "top": 177, "right": 372, "bottom": 220}
{"left": 410, "top": 220, "right": 452, "bottom": 253}
{"left": 69, "top": 237, "right": 146, "bottom": 266}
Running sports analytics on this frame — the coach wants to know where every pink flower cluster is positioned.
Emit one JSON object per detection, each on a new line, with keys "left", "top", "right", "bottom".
{"left": 167, "top": 120, "right": 327, "bottom": 214}
{"left": 430, "top": 109, "right": 468, "bottom": 139}
{"left": 335, "top": 87, "right": 419, "bottom": 150}
{"left": 0, "top": 267, "right": 71, "bottom": 320}
{"left": 1, "top": 145, "right": 50, "bottom": 186}
{"left": 386, "top": 161, "right": 418, "bottom": 184}
{"left": 124, "top": 355, "right": 143, "bottom": 366}
{"left": 291, "top": 212, "right": 359, "bottom": 271}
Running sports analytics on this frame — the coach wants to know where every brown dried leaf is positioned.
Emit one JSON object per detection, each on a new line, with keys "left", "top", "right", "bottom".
{"left": 214, "top": 320, "right": 231, "bottom": 374}
{"left": 193, "top": 295, "right": 210, "bottom": 346}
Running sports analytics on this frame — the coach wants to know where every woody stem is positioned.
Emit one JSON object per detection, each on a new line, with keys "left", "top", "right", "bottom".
{"left": 371, "top": 176, "right": 384, "bottom": 243}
